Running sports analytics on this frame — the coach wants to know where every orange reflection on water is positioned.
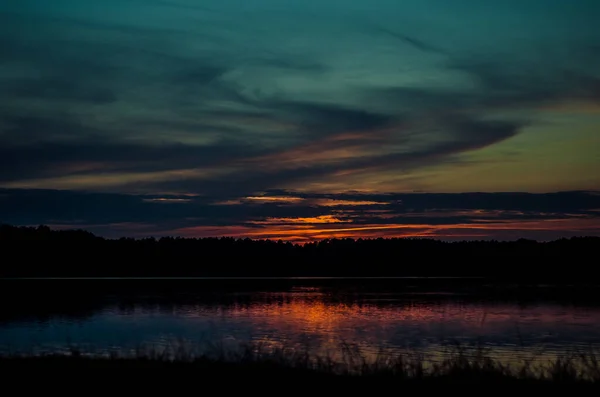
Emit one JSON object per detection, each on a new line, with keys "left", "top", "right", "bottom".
{"left": 181, "top": 293, "right": 600, "bottom": 335}
{"left": 172, "top": 292, "right": 600, "bottom": 366}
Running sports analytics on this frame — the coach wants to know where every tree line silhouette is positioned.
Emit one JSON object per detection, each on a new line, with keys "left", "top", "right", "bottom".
{"left": 1, "top": 224, "right": 598, "bottom": 280}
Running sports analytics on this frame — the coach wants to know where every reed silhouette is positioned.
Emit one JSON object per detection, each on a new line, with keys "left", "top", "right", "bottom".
{"left": 1, "top": 343, "right": 599, "bottom": 389}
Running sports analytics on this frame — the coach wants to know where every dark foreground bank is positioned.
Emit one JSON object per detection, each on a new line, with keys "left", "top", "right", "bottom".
{"left": 2, "top": 348, "right": 600, "bottom": 389}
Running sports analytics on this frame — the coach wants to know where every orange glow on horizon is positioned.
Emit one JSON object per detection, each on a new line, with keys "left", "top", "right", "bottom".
{"left": 171, "top": 217, "right": 600, "bottom": 243}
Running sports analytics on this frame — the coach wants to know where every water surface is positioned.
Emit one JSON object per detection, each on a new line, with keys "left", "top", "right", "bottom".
{"left": 1, "top": 279, "right": 599, "bottom": 365}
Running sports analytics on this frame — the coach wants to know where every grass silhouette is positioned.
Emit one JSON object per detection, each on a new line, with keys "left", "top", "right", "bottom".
{"left": 2, "top": 342, "right": 599, "bottom": 387}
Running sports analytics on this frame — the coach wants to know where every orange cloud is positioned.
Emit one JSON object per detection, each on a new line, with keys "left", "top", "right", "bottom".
{"left": 311, "top": 199, "right": 390, "bottom": 206}
{"left": 213, "top": 196, "right": 306, "bottom": 205}
{"left": 241, "top": 127, "right": 396, "bottom": 172}
{"left": 215, "top": 196, "right": 391, "bottom": 207}
{"left": 142, "top": 198, "right": 192, "bottom": 203}
{"left": 251, "top": 215, "right": 348, "bottom": 225}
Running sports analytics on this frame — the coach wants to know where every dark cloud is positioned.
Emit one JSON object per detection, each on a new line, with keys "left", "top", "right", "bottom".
{"left": 0, "top": 188, "right": 327, "bottom": 229}
{"left": 253, "top": 56, "right": 327, "bottom": 73}
{"left": 445, "top": 57, "right": 600, "bottom": 108}
{"left": 174, "top": 115, "right": 520, "bottom": 192}
{"left": 172, "top": 65, "right": 229, "bottom": 86}
{"left": 0, "top": 115, "right": 91, "bottom": 143}
{"left": 373, "top": 26, "right": 446, "bottom": 55}
{"left": 1, "top": 189, "right": 598, "bottom": 240}
{"left": 107, "top": 114, "right": 524, "bottom": 197}
{"left": 0, "top": 139, "right": 267, "bottom": 182}
{"left": 438, "top": 117, "right": 524, "bottom": 151}
{"left": 262, "top": 100, "right": 394, "bottom": 137}
{"left": 5, "top": 78, "right": 117, "bottom": 104}
{"left": 278, "top": 190, "right": 600, "bottom": 213}
{"left": 144, "top": 0, "right": 218, "bottom": 13}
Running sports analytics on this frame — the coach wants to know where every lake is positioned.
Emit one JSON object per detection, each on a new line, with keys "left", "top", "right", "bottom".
{"left": 1, "top": 278, "right": 599, "bottom": 366}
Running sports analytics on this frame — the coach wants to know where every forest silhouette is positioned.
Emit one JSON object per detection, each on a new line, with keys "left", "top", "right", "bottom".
{"left": 1, "top": 224, "right": 597, "bottom": 280}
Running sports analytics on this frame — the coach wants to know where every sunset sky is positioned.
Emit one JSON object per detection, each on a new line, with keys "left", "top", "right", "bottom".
{"left": 1, "top": 0, "right": 599, "bottom": 241}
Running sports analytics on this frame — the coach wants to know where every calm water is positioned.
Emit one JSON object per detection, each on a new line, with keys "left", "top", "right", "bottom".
{"left": 1, "top": 279, "right": 599, "bottom": 364}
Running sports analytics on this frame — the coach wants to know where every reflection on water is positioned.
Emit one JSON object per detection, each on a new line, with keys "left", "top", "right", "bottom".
{"left": 1, "top": 287, "right": 600, "bottom": 366}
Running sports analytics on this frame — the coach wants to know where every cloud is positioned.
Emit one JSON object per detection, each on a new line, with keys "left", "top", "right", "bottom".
{"left": 1, "top": 188, "right": 598, "bottom": 241}
{"left": 0, "top": 138, "right": 267, "bottom": 183}
{"left": 371, "top": 25, "right": 447, "bottom": 55}
{"left": 1, "top": 0, "right": 599, "bottom": 200}
{"left": 259, "top": 100, "right": 394, "bottom": 137}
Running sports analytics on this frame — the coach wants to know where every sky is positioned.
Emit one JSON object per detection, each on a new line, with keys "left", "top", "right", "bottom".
{"left": 1, "top": 0, "right": 599, "bottom": 242}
